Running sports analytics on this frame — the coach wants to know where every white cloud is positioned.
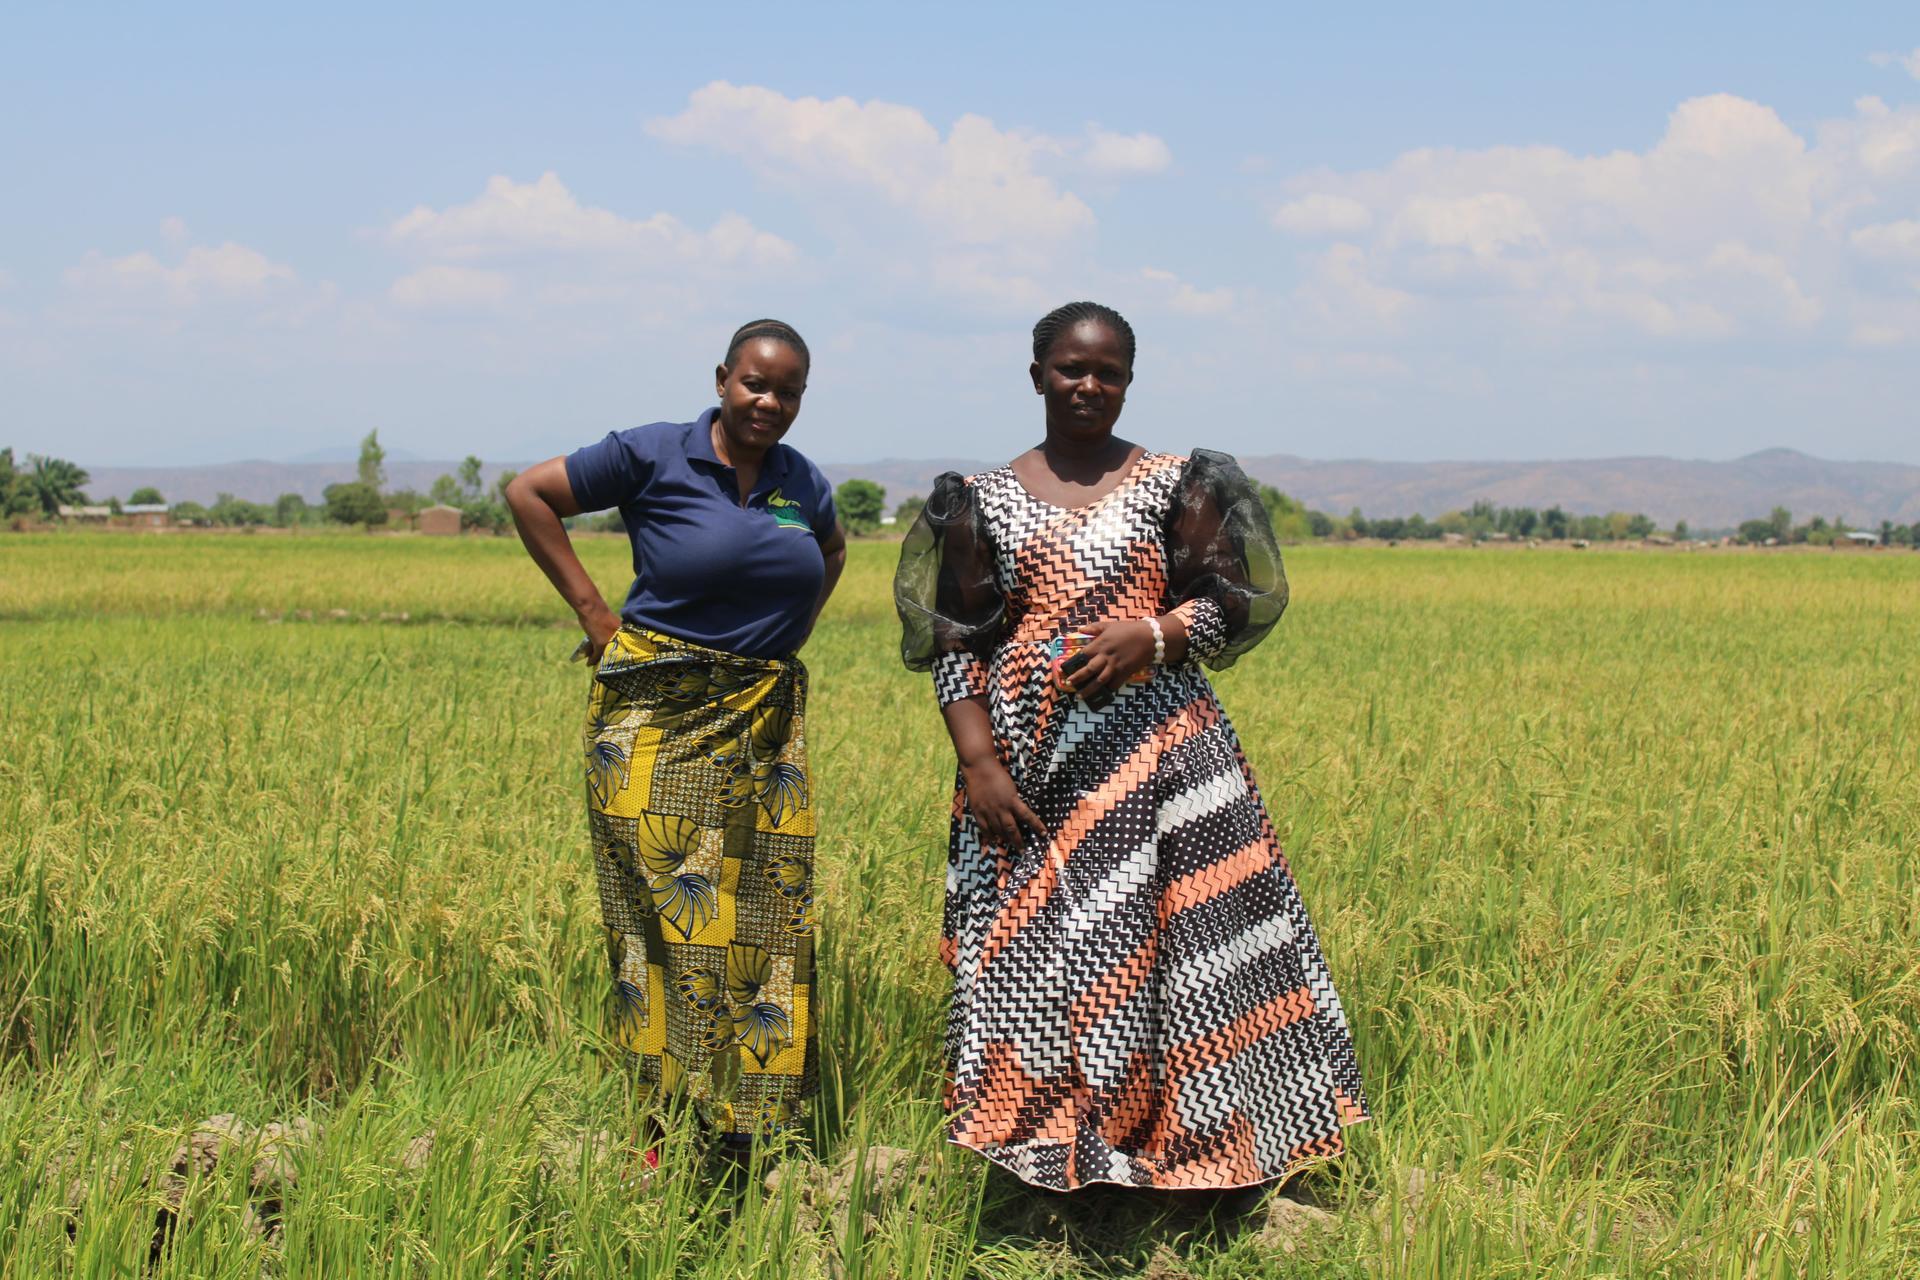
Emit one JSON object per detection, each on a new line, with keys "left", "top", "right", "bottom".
{"left": 65, "top": 241, "right": 297, "bottom": 306}
{"left": 1869, "top": 48, "right": 1920, "bottom": 80}
{"left": 1140, "top": 267, "right": 1232, "bottom": 315}
{"left": 1084, "top": 128, "right": 1172, "bottom": 176}
{"left": 1850, "top": 321, "right": 1908, "bottom": 347}
{"left": 640, "top": 82, "right": 1170, "bottom": 316}
{"left": 1703, "top": 242, "right": 1822, "bottom": 328}
{"left": 1828, "top": 95, "right": 1920, "bottom": 181}
{"left": 1273, "top": 193, "right": 1373, "bottom": 236}
{"left": 1657, "top": 91, "right": 1803, "bottom": 160}
{"left": 388, "top": 172, "right": 796, "bottom": 267}
{"left": 928, "top": 255, "right": 1051, "bottom": 311}
{"left": 389, "top": 265, "right": 511, "bottom": 309}
{"left": 1293, "top": 242, "right": 1414, "bottom": 335}
{"left": 1390, "top": 192, "right": 1546, "bottom": 255}
{"left": 647, "top": 81, "right": 1094, "bottom": 247}
{"left": 1290, "top": 349, "right": 1410, "bottom": 380}
{"left": 1851, "top": 219, "right": 1920, "bottom": 261}
{"left": 1270, "top": 92, "right": 1920, "bottom": 347}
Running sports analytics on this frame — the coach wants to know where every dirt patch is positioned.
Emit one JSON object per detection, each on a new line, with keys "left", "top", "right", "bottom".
{"left": 1260, "top": 1192, "right": 1339, "bottom": 1253}
{"left": 49, "top": 1113, "right": 329, "bottom": 1258}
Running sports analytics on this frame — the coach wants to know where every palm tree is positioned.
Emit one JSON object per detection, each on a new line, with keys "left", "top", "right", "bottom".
{"left": 0, "top": 448, "right": 29, "bottom": 517}
{"left": 27, "top": 455, "right": 91, "bottom": 518}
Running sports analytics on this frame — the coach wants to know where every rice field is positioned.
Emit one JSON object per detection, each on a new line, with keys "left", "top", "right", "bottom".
{"left": 2, "top": 531, "right": 1917, "bottom": 1278}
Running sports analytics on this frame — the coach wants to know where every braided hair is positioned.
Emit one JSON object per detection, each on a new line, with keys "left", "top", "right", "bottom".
{"left": 724, "top": 318, "right": 810, "bottom": 371}
{"left": 1030, "top": 301, "right": 1136, "bottom": 369}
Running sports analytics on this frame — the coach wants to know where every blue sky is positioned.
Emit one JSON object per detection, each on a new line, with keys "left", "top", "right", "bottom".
{"left": 6, "top": 3, "right": 1920, "bottom": 466}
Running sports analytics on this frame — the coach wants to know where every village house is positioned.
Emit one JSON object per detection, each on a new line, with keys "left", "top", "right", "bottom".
{"left": 122, "top": 503, "right": 171, "bottom": 529}
{"left": 418, "top": 504, "right": 462, "bottom": 536}
{"left": 56, "top": 504, "right": 115, "bottom": 522}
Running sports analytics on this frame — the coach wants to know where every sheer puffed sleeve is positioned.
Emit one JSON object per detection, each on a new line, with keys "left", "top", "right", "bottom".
{"left": 894, "top": 473, "right": 1007, "bottom": 704}
{"left": 1162, "top": 449, "right": 1288, "bottom": 669}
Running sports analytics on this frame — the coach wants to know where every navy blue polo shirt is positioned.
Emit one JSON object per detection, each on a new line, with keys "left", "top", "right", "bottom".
{"left": 566, "top": 408, "right": 839, "bottom": 658}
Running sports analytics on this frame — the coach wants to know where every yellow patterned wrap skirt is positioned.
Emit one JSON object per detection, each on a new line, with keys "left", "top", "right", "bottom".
{"left": 585, "top": 626, "right": 817, "bottom": 1139}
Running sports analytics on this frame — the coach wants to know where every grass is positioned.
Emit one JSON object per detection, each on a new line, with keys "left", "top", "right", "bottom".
{"left": 1, "top": 531, "right": 1917, "bottom": 1277}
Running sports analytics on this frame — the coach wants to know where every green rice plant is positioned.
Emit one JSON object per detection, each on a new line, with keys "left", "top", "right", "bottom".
{"left": 0, "top": 535, "right": 1915, "bottom": 1276}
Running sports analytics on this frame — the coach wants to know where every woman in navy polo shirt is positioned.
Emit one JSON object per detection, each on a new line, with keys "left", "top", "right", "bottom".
{"left": 506, "top": 319, "right": 846, "bottom": 1163}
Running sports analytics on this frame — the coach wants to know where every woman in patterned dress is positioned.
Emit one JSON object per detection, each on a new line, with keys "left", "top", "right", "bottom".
{"left": 506, "top": 319, "right": 845, "bottom": 1167}
{"left": 894, "top": 301, "right": 1368, "bottom": 1191}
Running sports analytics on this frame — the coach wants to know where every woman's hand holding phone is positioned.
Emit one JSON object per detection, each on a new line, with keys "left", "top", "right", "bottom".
{"left": 1058, "top": 619, "right": 1158, "bottom": 708}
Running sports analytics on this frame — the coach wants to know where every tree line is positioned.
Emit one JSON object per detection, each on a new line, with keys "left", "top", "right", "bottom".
{"left": 835, "top": 476, "right": 1920, "bottom": 548}
{"left": 310, "top": 432, "right": 520, "bottom": 532}
{"left": 10, "top": 442, "right": 1913, "bottom": 547}
{"left": 1731, "top": 506, "right": 1917, "bottom": 548}
{"left": 1256, "top": 491, "right": 1670, "bottom": 543}
{"left": 835, "top": 478, "right": 1676, "bottom": 545}
{"left": 0, "top": 434, "right": 524, "bottom": 532}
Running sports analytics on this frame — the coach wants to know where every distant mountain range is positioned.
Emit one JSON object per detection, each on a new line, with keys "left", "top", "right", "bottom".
{"left": 81, "top": 447, "right": 1920, "bottom": 529}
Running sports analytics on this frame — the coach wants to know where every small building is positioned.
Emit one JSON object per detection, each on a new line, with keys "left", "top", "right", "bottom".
{"left": 56, "top": 504, "right": 114, "bottom": 522}
{"left": 1838, "top": 531, "right": 1880, "bottom": 548}
{"left": 418, "top": 504, "right": 463, "bottom": 536}
{"left": 122, "top": 503, "right": 170, "bottom": 529}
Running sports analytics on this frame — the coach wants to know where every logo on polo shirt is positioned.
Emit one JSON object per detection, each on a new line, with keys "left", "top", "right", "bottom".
{"left": 764, "top": 488, "right": 810, "bottom": 532}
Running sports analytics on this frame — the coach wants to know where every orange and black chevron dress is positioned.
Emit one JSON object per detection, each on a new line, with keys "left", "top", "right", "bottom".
{"left": 895, "top": 448, "right": 1369, "bottom": 1191}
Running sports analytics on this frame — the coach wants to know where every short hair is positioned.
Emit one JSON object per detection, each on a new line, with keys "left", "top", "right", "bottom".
{"left": 1030, "top": 301, "right": 1136, "bottom": 369}
{"left": 724, "top": 318, "right": 810, "bottom": 371}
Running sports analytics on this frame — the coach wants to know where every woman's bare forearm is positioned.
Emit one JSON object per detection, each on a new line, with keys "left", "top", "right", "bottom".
{"left": 940, "top": 696, "right": 1000, "bottom": 769}
{"left": 505, "top": 457, "right": 617, "bottom": 635}
{"left": 942, "top": 687, "right": 1047, "bottom": 844}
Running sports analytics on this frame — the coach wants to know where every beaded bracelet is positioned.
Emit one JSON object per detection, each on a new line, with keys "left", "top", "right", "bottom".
{"left": 1146, "top": 616, "right": 1166, "bottom": 666}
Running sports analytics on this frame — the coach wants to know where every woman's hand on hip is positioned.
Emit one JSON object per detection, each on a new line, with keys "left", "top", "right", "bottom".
{"left": 960, "top": 758, "right": 1048, "bottom": 852}
{"left": 580, "top": 604, "right": 622, "bottom": 662}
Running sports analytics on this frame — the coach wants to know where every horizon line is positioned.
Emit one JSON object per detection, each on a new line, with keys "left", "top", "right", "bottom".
{"left": 76, "top": 445, "right": 1920, "bottom": 471}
